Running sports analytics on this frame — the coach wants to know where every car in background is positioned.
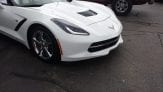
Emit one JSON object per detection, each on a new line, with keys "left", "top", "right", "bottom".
{"left": 82, "top": 0, "right": 154, "bottom": 16}
{"left": 155, "top": 0, "right": 162, "bottom": 2}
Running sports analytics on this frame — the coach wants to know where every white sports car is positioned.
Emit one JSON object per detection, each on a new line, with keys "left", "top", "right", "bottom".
{"left": 0, "top": 0, "right": 123, "bottom": 63}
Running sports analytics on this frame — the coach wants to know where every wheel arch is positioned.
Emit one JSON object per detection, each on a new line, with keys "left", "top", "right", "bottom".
{"left": 27, "top": 23, "right": 44, "bottom": 49}
{"left": 27, "top": 23, "right": 59, "bottom": 49}
{"left": 27, "top": 23, "right": 62, "bottom": 63}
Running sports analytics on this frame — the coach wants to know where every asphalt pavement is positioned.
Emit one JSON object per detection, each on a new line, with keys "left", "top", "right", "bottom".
{"left": 0, "top": 3, "right": 163, "bottom": 92}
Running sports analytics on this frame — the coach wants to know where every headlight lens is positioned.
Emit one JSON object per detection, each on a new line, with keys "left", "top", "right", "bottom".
{"left": 51, "top": 19, "right": 89, "bottom": 36}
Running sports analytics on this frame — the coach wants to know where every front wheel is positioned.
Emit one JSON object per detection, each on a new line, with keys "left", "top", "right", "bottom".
{"left": 28, "top": 26, "right": 61, "bottom": 64}
{"left": 112, "top": 0, "right": 132, "bottom": 16}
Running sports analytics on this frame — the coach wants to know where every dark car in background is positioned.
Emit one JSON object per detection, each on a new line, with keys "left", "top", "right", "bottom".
{"left": 155, "top": 0, "right": 162, "bottom": 2}
{"left": 82, "top": 0, "right": 154, "bottom": 16}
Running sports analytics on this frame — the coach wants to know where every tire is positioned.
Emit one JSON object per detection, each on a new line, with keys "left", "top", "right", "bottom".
{"left": 112, "top": 0, "right": 132, "bottom": 16}
{"left": 28, "top": 26, "right": 61, "bottom": 64}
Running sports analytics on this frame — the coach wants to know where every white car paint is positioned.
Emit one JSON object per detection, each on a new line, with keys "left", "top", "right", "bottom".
{"left": 0, "top": 0, "right": 123, "bottom": 62}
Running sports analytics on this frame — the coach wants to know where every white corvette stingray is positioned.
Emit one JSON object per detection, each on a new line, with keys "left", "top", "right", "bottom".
{"left": 0, "top": 0, "right": 123, "bottom": 63}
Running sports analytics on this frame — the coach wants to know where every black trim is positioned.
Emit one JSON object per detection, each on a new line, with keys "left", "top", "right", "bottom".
{"left": 88, "top": 36, "right": 120, "bottom": 52}
{"left": 15, "top": 18, "right": 27, "bottom": 31}
{"left": 7, "top": 0, "right": 14, "bottom": 6}
{"left": 78, "top": 10, "right": 97, "bottom": 17}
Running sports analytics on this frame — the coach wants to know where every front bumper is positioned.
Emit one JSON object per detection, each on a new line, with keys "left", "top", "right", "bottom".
{"left": 48, "top": 13, "right": 123, "bottom": 62}
{"left": 61, "top": 35, "right": 123, "bottom": 62}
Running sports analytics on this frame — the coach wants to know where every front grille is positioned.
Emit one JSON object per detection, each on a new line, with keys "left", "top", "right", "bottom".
{"left": 88, "top": 36, "right": 120, "bottom": 52}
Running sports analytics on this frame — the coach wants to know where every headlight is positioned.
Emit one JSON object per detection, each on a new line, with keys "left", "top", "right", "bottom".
{"left": 51, "top": 19, "right": 89, "bottom": 36}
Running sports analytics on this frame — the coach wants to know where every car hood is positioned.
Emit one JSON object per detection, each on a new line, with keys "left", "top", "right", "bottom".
{"left": 34, "top": 2, "right": 110, "bottom": 26}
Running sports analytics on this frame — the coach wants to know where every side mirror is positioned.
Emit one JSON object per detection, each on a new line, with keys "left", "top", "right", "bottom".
{"left": 0, "top": 3, "right": 4, "bottom": 9}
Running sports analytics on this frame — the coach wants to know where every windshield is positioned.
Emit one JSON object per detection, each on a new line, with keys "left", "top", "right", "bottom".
{"left": 12, "top": 0, "right": 67, "bottom": 7}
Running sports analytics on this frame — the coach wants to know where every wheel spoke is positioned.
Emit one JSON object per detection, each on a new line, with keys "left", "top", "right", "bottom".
{"left": 116, "top": 3, "right": 120, "bottom": 8}
{"left": 33, "top": 42, "right": 39, "bottom": 54}
{"left": 122, "top": 0, "right": 125, "bottom": 3}
{"left": 32, "top": 37, "right": 41, "bottom": 44}
{"left": 44, "top": 47, "right": 52, "bottom": 58}
{"left": 38, "top": 49, "right": 44, "bottom": 57}
{"left": 45, "top": 41, "right": 52, "bottom": 46}
{"left": 38, "top": 31, "right": 44, "bottom": 41}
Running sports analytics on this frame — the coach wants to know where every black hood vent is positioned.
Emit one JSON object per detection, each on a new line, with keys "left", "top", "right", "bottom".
{"left": 78, "top": 10, "right": 97, "bottom": 17}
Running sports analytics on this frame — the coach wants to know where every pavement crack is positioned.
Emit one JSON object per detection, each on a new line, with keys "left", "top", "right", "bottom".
{"left": 122, "top": 34, "right": 145, "bottom": 36}
{"left": 124, "top": 30, "right": 163, "bottom": 34}
{"left": 157, "top": 33, "right": 163, "bottom": 47}
{"left": 11, "top": 72, "right": 72, "bottom": 92}
{"left": 122, "top": 20, "right": 160, "bottom": 26}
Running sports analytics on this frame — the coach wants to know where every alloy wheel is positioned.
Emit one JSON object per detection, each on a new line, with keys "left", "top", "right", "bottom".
{"left": 32, "top": 30, "right": 54, "bottom": 60}
{"left": 115, "top": 0, "right": 129, "bottom": 13}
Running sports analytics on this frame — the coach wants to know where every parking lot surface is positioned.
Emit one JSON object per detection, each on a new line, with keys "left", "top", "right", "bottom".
{"left": 0, "top": 3, "right": 163, "bottom": 92}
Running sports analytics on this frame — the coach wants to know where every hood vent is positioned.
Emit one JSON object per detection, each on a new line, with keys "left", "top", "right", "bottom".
{"left": 78, "top": 10, "right": 97, "bottom": 17}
